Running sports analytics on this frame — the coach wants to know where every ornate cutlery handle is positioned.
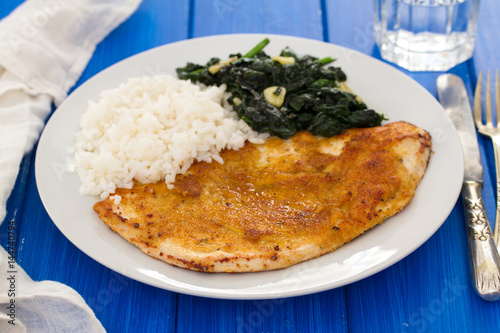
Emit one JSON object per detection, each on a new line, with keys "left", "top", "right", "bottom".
{"left": 462, "top": 180, "right": 500, "bottom": 301}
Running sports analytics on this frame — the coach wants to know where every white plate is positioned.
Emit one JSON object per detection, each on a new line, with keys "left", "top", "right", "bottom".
{"left": 35, "top": 34, "right": 463, "bottom": 300}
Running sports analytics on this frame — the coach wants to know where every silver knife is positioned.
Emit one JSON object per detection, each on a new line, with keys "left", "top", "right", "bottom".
{"left": 437, "top": 74, "right": 500, "bottom": 301}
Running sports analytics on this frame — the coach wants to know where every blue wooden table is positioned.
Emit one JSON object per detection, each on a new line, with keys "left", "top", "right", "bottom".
{"left": 2, "top": 0, "right": 500, "bottom": 332}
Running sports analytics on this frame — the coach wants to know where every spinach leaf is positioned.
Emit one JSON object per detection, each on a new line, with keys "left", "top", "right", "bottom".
{"left": 176, "top": 38, "right": 386, "bottom": 139}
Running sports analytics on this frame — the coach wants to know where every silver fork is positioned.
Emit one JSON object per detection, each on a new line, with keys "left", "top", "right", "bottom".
{"left": 474, "top": 69, "right": 500, "bottom": 248}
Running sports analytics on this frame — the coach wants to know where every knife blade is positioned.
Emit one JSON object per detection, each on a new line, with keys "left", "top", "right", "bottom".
{"left": 437, "top": 74, "right": 500, "bottom": 301}
{"left": 438, "top": 75, "right": 483, "bottom": 181}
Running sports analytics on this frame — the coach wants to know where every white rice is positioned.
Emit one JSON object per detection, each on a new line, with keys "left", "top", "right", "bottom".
{"left": 72, "top": 74, "right": 268, "bottom": 200}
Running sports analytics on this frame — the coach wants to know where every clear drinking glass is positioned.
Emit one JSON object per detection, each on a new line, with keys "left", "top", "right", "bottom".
{"left": 374, "top": 0, "right": 480, "bottom": 71}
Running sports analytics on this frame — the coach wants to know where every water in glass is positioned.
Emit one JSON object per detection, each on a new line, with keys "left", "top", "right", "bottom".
{"left": 374, "top": 0, "right": 480, "bottom": 71}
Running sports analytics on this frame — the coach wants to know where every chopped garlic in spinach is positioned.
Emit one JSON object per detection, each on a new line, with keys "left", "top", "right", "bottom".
{"left": 176, "top": 38, "right": 386, "bottom": 139}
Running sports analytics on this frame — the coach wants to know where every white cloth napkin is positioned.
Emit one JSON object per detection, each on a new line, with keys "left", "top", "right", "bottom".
{"left": 0, "top": 0, "right": 142, "bottom": 331}
{"left": 0, "top": 247, "right": 105, "bottom": 333}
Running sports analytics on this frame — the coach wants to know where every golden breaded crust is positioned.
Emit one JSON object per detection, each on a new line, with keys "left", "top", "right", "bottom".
{"left": 94, "top": 121, "right": 432, "bottom": 272}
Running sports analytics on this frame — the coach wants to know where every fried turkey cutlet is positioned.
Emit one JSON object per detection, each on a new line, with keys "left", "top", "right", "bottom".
{"left": 94, "top": 121, "right": 432, "bottom": 273}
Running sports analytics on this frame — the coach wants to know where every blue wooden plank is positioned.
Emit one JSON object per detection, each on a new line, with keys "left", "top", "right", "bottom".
{"left": 73, "top": 0, "right": 191, "bottom": 91}
{"left": 344, "top": 65, "right": 500, "bottom": 332}
{"left": 326, "top": 0, "right": 500, "bottom": 332}
{"left": 177, "top": 289, "right": 346, "bottom": 333}
{"left": 0, "top": 153, "right": 32, "bottom": 262}
{"left": 191, "top": 0, "right": 323, "bottom": 40}
{"left": 174, "top": 1, "right": 349, "bottom": 333}
{"left": 346, "top": 203, "right": 500, "bottom": 332}
{"left": 0, "top": 0, "right": 22, "bottom": 17}
{"left": 1, "top": 1, "right": 190, "bottom": 332}
{"left": 473, "top": 0, "right": 500, "bottom": 74}
{"left": 176, "top": 296, "right": 238, "bottom": 333}
{"left": 325, "top": 0, "right": 378, "bottom": 54}
{"left": 238, "top": 290, "right": 347, "bottom": 333}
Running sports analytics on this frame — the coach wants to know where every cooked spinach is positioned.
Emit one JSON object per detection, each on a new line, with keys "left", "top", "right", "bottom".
{"left": 176, "top": 38, "right": 385, "bottom": 139}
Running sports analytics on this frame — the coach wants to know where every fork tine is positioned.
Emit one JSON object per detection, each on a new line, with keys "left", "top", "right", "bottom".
{"left": 496, "top": 69, "right": 500, "bottom": 126}
{"left": 474, "top": 71, "right": 483, "bottom": 126}
{"left": 486, "top": 70, "right": 493, "bottom": 126}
